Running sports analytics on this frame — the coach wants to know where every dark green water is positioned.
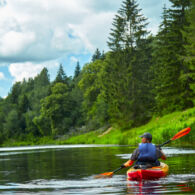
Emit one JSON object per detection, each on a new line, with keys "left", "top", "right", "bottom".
{"left": 0, "top": 145, "right": 194, "bottom": 194}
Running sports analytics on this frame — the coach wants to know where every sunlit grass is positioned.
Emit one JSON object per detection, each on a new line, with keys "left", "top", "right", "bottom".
{"left": 63, "top": 107, "right": 195, "bottom": 147}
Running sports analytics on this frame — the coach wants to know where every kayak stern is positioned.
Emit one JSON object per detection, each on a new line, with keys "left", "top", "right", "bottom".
{"left": 127, "top": 162, "right": 169, "bottom": 181}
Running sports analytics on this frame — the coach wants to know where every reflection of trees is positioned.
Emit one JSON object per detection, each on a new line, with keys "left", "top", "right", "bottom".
{"left": 0, "top": 147, "right": 133, "bottom": 183}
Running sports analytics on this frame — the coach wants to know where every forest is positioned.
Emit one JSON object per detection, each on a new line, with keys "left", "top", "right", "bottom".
{"left": 0, "top": 0, "right": 194, "bottom": 145}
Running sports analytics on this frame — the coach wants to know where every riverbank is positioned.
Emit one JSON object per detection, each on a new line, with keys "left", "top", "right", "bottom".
{"left": 62, "top": 107, "right": 195, "bottom": 147}
{"left": 2, "top": 107, "right": 195, "bottom": 147}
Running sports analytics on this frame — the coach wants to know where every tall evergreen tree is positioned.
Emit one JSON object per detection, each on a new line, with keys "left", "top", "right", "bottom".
{"left": 92, "top": 48, "right": 102, "bottom": 62}
{"left": 107, "top": 0, "right": 148, "bottom": 51}
{"left": 54, "top": 64, "right": 69, "bottom": 84}
{"left": 153, "top": 1, "right": 193, "bottom": 114}
{"left": 30, "top": 67, "right": 50, "bottom": 112}
{"left": 8, "top": 82, "right": 21, "bottom": 105}
{"left": 74, "top": 61, "right": 81, "bottom": 79}
{"left": 105, "top": 0, "right": 151, "bottom": 127}
{"left": 34, "top": 67, "right": 50, "bottom": 87}
{"left": 183, "top": 0, "right": 195, "bottom": 104}
{"left": 107, "top": 14, "right": 125, "bottom": 51}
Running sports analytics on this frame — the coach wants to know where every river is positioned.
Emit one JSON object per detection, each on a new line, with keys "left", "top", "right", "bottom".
{"left": 0, "top": 145, "right": 194, "bottom": 194}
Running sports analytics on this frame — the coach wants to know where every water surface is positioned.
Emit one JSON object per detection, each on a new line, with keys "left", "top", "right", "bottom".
{"left": 0, "top": 145, "right": 194, "bottom": 194}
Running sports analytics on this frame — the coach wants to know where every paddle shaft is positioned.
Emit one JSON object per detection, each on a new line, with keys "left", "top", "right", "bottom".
{"left": 158, "top": 140, "right": 171, "bottom": 147}
{"left": 112, "top": 166, "right": 123, "bottom": 174}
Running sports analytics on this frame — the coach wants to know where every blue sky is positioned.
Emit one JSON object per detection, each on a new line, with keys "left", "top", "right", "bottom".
{"left": 0, "top": 0, "right": 171, "bottom": 98}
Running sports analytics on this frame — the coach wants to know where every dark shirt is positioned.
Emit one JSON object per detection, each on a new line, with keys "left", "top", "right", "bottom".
{"left": 130, "top": 146, "right": 163, "bottom": 161}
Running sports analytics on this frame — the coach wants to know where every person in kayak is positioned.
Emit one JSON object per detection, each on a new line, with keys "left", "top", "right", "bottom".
{"left": 121, "top": 132, "right": 166, "bottom": 169}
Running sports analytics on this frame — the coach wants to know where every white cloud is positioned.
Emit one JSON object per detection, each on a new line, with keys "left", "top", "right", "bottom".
{"left": 9, "top": 62, "right": 44, "bottom": 82}
{"left": 9, "top": 61, "right": 59, "bottom": 82}
{"left": 0, "top": 0, "right": 120, "bottom": 64}
{"left": 0, "top": 31, "right": 35, "bottom": 56}
{"left": 0, "top": 0, "right": 167, "bottom": 65}
{"left": 0, "top": 72, "right": 5, "bottom": 80}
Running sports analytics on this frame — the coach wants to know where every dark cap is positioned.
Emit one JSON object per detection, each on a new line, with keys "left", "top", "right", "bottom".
{"left": 139, "top": 132, "right": 152, "bottom": 141}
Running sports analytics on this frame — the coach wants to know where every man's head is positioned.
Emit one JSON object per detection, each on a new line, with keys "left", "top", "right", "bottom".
{"left": 139, "top": 132, "right": 152, "bottom": 143}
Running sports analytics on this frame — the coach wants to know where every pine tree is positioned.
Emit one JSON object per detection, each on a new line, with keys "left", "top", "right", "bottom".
{"left": 152, "top": 6, "right": 175, "bottom": 113}
{"left": 54, "top": 64, "right": 69, "bottom": 84}
{"left": 105, "top": 0, "right": 151, "bottom": 127}
{"left": 183, "top": 0, "right": 195, "bottom": 104}
{"left": 91, "top": 48, "right": 102, "bottom": 62}
{"left": 8, "top": 82, "right": 21, "bottom": 105}
{"left": 107, "top": 0, "right": 148, "bottom": 51}
{"left": 74, "top": 61, "right": 81, "bottom": 79}
{"left": 31, "top": 67, "right": 50, "bottom": 112}
{"left": 34, "top": 67, "right": 50, "bottom": 87}
{"left": 153, "top": 1, "right": 193, "bottom": 114}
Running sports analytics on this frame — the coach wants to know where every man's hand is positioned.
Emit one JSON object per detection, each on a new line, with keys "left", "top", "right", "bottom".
{"left": 122, "top": 160, "right": 134, "bottom": 168}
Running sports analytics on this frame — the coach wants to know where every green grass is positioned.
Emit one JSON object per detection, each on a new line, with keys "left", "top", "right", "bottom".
{"left": 61, "top": 107, "right": 195, "bottom": 147}
{"left": 2, "top": 107, "right": 195, "bottom": 147}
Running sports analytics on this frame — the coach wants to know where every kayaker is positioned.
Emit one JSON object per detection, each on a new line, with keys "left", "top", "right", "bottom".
{"left": 121, "top": 132, "right": 166, "bottom": 169}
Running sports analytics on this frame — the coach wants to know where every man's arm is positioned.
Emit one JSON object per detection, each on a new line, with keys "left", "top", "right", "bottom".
{"left": 156, "top": 147, "right": 166, "bottom": 160}
{"left": 160, "top": 150, "right": 166, "bottom": 160}
{"left": 121, "top": 148, "right": 139, "bottom": 168}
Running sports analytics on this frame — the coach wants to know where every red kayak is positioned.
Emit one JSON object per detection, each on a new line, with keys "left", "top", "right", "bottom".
{"left": 127, "top": 162, "right": 169, "bottom": 181}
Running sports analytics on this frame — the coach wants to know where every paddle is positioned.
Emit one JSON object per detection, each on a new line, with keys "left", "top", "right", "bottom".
{"left": 95, "top": 127, "right": 191, "bottom": 179}
{"left": 94, "top": 167, "right": 123, "bottom": 179}
{"left": 158, "top": 127, "right": 191, "bottom": 147}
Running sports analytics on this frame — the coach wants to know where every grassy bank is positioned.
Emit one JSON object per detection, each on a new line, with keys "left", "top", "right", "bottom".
{"left": 61, "top": 107, "right": 195, "bottom": 147}
{"left": 2, "top": 107, "right": 195, "bottom": 147}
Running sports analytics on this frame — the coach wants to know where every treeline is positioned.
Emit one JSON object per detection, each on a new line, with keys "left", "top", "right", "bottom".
{"left": 0, "top": 0, "right": 194, "bottom": 144}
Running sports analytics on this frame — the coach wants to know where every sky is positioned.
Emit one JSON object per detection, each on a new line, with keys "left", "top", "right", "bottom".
{"left": 0, "top": 0, "right": 171, "bottom": 98}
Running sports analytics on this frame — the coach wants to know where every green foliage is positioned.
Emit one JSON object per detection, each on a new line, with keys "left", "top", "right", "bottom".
{"left": 79, "top": 59, "right": 109, "bottom": 129}
{"left": 183, "top": 0, "right": 195, "bottom": 104}
{"left": 152, "top": 1, "right": 194, "bottom": 115}
{"left": 40, "top": 83, "right": 74, "bottom": 136}
{"left": 3, "top": 109, "right": 21, "bottom": 138}
{"left": 91, "top": 48, "right": 105, "bottom": 62}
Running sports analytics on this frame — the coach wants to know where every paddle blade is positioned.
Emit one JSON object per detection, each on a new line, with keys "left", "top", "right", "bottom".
{"left": 94, "top": 172, "right": 113, "bottom": 179}
{"left": 171, "top": 127, "right": 191, "bottom": 141}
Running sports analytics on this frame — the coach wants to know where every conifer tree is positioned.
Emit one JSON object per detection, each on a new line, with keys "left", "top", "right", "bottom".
{"left": 183, "top": 0, "right": 195, "bottom": 104}
{"left": 74, "top": 61, "right": 81, "bottom": 79}
{"left": 34, "top": 67, "right": 50, "bottom": 87}
{"left": 153, "top": 1, "right": 193, "bottom": 114}
{"left": 107, "top": 0, "right": 148, "bottom": 51}
{"left": 54, "top": 64, "right": 69, "bottom": 84}
{"left": 91, "top": 48, "right": 102, "bottom": 62}
{"left": 105, "top": 0, "right": 151, "bottom": 127}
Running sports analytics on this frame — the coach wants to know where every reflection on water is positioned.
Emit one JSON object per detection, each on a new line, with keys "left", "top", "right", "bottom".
{"left": 127, "top": 174, "right": 195, "bottom": 194}
{"left": 0, "top": 174, "right": 194, "bottom": 194}
{"left": 0, "top": 176, "right": 126, "bottom": 194}
{"left": 0, "top": 145, "right": 194, "bottom": 194}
